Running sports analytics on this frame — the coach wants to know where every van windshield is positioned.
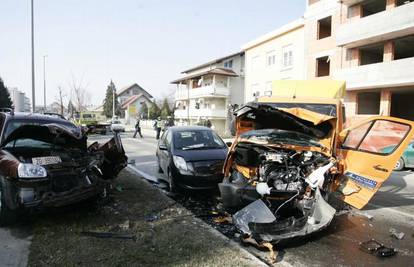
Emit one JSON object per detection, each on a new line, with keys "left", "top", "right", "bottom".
{"left": 262, "top": 102, "right": 337, "bottom": 117}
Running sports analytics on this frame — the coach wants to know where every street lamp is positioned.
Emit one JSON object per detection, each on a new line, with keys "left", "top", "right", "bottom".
{"left": 31, "top": 0, "right": 35, "bottom": 113}
{"left": 43, "top": 55, "right": 48, "bottom": 110}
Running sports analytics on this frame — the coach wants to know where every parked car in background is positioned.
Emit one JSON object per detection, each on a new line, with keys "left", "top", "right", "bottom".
{"left": 0, "top": 110, "right": 127, "bottom": 225}
{"left": 156, "top": 126, "right": 228, "bottom": 192}
{"left": 382, "top": 141, "right": 414, "bottom": 171}
{"left": 110, "top": 119, "right": 125, "bottom": 132}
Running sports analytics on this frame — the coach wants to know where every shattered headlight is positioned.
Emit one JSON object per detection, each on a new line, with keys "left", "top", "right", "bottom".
{"left": 173, "top": 156, "right": 192, "bottom": 174}
{"left": 17, "top": 163, "right": 47, "bottom": 178}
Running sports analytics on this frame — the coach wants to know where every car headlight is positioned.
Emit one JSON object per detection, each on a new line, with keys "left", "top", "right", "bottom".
{"left": 17, "top": 163, "right": 47, "bottom": 178}
{"left": 173, "top": 156, "right": 188, "bottom": 172}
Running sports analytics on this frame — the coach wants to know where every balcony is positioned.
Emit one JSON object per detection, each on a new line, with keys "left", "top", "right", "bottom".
{"left": 175, "top": 85, "right": 230, "bottom": 100}
{"left": 333, "top": 57, "right": 414, "bottom": 90}
{"left": 337, "top": 2, "right": 414, "bottom": 48}
{"left": 174, "top": 108, "right": 227, "bottom": 119}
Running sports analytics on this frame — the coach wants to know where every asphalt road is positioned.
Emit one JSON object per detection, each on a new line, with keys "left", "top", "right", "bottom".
{"left": 1, "top": 129, "right": 413, "bottom": 266}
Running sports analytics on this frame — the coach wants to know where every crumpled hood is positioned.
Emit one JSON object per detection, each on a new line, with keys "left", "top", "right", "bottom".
{"left": 1, "top": 123, "right": 86, "bottom": 149}
{"left": 234, "top": 102, "right": 337, "bottom": 154}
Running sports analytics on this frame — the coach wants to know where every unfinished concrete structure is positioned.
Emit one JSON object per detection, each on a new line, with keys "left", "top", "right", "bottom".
{"left": 305, "top": 0, "right": 414, "bottom": 122}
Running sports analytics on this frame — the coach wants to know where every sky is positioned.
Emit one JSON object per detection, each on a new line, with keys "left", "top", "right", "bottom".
{"left": 0, "top": 0, "right": 305, "bottom": 107}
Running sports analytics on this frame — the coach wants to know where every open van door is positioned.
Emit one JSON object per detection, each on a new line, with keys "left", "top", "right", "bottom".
{"left": 337, "top": 116, "right": 414, "bottom": 209}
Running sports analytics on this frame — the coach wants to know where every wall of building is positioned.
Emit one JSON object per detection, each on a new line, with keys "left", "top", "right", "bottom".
{"left": 244, "top": 23, "right": 305, "bottom": 102}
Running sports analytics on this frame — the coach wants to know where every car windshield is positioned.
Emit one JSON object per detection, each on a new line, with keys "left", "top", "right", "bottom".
{"left": 2, "top": 119, "right": 81, "bottom": 143}
{"left": 240, "top": 129, "right": 325, "bottom": 148}
{"left": 174, "top": 130, "right": 226, "bottom": 150}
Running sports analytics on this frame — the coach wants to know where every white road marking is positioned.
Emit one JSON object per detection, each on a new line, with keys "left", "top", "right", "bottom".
{"left": 366, "top": 203, "right": 414, "bottom": 220}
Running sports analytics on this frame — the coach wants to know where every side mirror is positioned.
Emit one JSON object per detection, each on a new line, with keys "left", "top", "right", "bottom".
{"left": 159, "top": 144, "right": 167, "bottom": 151}
{"left": 226, "top": 141, "right": 233, "bottom": 147}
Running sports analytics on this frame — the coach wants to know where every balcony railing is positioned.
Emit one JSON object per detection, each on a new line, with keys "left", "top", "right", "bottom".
{"left": 174, "top": 108, "right": 227, "bottom": 119}
{"left": 337, "top": 2, "right": 414, "bottom": 47}
{"left": 175, "top": 85, "right": 230, "bottom": 100}
{"left": 333, "top": 57, "right": 414, "bottom": 90}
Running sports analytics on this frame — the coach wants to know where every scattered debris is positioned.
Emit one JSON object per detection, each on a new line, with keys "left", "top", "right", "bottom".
{"left": 359, "top": 239, "right": 396, "bottom": 257}
{"left": 145, "top": 214, "right": 160, "bottom": 222}
{"left": 354, "top": 211, "right": 374, "bottom": 220}
{"left": 115, "top": 185, "right": 123, "bottom": 192}
{"left": 389, "top": 228, "right": 405, "bottom": 240}
{"left": 119, "top": 220, "right": 130, "bottom": 230}
{"left": 81, "top": 231, "right": 136, "bottom": 241}
{"left": 213, "top": 215, "right": 233, "bottom": 224}
{"left": 241, "top": 234, "right": 277, "bottom": 263}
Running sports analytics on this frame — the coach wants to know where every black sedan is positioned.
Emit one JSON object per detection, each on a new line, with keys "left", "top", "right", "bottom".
{"left": 156, "top": 126, "right": 229, "bottom": 192}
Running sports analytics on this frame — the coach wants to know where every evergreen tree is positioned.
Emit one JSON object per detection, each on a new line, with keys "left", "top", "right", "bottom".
{"left": 160, "top": 98, "right": 172, "bottom": 119}
{"left": 0, "top": 77, "right": 12, "bottom": 108}
{"left": 140, "top": 102, "right": 148, "bottom": 119}
{"left": 148, "top": 102, "right": 160, "bottom": 120}
{"left": 103, "top": 80, "right": 121, "bottom": 118}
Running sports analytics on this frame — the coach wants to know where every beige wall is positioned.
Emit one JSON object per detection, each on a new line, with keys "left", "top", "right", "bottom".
{"left": 244, "top": 23, "right": 305, "bottom": 102}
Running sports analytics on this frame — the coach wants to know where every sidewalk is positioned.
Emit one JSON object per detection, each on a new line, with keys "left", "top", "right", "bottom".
{"left": 28, "top": 169, "right": 264, "bottom": 266}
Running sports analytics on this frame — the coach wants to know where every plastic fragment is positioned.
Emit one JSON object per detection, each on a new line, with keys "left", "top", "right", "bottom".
{"left": 389, "top": 228, "right": 405, "bottom": 240}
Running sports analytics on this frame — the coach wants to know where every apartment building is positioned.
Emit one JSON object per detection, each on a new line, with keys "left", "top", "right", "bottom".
{"left": 172, "top": 52, "right": 245, "bottom": 136}
{"left": 243, "top": 19, "right": 305, "bottom": 102}
{"left": 7, "top": 87, "right": 30, "bottom": 112}
{"left": 305, "top": 0, "right": 414, "bottom": 122}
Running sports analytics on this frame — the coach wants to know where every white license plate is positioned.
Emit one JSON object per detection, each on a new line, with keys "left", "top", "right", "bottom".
{"left": 32, "top": 156, "right": 62, "bottom": 166}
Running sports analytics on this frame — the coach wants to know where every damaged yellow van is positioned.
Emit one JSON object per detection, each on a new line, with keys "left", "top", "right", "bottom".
{"left": 219, "top": 81, "right": 414, "bottom": 242}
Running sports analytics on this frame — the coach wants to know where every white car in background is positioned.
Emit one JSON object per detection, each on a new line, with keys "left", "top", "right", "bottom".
{"left": 110, "top": 119, "right": 125, "bottom": 132}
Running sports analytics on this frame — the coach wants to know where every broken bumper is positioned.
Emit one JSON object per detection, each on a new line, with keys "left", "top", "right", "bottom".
{"left": 233, "top": 188, "right": 336, "bottom": 242}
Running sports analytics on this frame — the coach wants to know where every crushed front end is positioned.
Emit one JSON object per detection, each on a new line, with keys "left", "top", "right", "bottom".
{"left": 219, "top": 103, "right": 339, "bottom": 242}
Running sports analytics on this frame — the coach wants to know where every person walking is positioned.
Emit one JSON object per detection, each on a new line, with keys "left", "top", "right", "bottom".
{"left": 133, "top": 118, "right": 143, "bottom": 138}
{"left": 154, "top": 117, "right": 163, "bottom": 140}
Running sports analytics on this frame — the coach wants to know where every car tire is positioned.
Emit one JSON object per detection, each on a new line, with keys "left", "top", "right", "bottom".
{"left": 394, "top": 158, "right": 405, "bottom": 171}
{"left": 167, "top": 168, "right": 177, "bottom": 193}
{"left": 0, "top": 185, "right": 17, "bottom": 226}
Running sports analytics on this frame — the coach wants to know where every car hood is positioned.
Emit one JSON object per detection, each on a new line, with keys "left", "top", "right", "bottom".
{"left": 234, "top": 102, "right": 337, "bottom": 155}
{"left": 174, "top": 148, "right": 228, "bottom": 162}
{"left": 1, "top": 123, "right": 86, "bottom": 149}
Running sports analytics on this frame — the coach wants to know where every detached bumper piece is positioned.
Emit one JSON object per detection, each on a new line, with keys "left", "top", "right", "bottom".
{"left": 233, "top": 188, "right": 336, "bottom": 242}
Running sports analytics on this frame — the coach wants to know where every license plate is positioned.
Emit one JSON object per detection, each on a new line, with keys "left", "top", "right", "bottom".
{"left": 32, "top": 156, "right": 62, "bottom": 166}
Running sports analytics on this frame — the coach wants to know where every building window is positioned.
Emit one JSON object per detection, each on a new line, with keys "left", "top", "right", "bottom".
{"left": 317, "top": 16, "right": 332, "bottom": 40}
{"left": 224, "top": 59, "right": 233, "bottom": 69}
{"left": 267, "top": 51, "right": 276, "bottom": 67}
{"left": 394, "top": 35, "right": 414, "bottom": 60}
{"left": 397, "top": 0, "right": 414, "bottom": 6}
{"left": 282, "top": 46, "right": 293, "bottom": 68}
{"left": 361, "top": 0, "right": 386, "bottom": 17}
{"left": 316, "top": 56, "right": 330, "bottom": 77}
{"left": 357, "top": 92, "right": 380, "bottom": 114}
{"left": 251, "top": 55, "right": 260, "bottom": 70}
{"left": 359, "top": 43, "right": 384, "bottom": 65}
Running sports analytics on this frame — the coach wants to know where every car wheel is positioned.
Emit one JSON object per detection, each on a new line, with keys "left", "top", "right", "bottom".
{"left": 0, "top": 185, "right": 17, "bottom": 226}
{"left": 394, "top": 158, "right": 405, "bottom": 171}
{"left": 167, "top": 169, "right": 177, "bottom": 193}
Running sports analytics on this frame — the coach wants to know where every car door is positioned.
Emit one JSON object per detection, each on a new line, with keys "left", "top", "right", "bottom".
{"left": 405, "top": 143, "right": 414, "bottom": 166}
{"left": 337, "top": 116, "right": 414, "bottom": 209}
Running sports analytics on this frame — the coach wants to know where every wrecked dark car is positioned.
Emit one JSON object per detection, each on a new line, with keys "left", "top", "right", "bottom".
{"left": 0, "top": 112, "right": 127, "bottom": 225}
{"left": 219, "top": 97, "right": 414, "bottom": 243}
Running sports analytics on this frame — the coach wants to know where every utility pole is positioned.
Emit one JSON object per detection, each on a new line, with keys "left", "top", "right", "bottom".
{"left": 43, "top": 55, "right": 47, "bottom": 110}
{"left": 31, "top": 0, "right": 35, "bottom": 113}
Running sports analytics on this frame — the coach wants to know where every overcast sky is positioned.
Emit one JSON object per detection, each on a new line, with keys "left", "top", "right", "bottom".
{"left": 0, "top": 0, "right": 304, "bottom": 107}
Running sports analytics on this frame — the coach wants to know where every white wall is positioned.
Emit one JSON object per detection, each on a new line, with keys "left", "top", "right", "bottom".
{"left": 244, "top": 25, "right": 305, "bottom": 102}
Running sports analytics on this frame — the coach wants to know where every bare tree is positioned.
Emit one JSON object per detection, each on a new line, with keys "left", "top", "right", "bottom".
{"left": 68, "top": 73, "right": 90, "bottom": 112}
{"left": 55, "top": 86, "right": 66, "bottom": 115}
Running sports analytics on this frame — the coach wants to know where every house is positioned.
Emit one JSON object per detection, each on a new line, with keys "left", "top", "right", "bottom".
{"left": 171, "top": 52, "right": 245, "bottom": 136}
{"left": 304, "top": 0, "right": 414, "bottom": 122}
{"left": 242, "top": 19, "right": 305, "bottom": 102}
{"left": 117, "top": 83, "right": 154, "bottom": 123}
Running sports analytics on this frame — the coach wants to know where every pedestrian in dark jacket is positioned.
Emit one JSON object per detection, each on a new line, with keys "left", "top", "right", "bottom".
{"left": 133, "top": 118, "right": 143, "bottom": 138}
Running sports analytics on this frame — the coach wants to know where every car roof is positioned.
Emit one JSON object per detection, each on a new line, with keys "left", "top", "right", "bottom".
{"left": 1, "top": 112, "right": 70, "bottom": 124}
{"left": 167, "top": 126, "right": 212, "bottom": 132}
